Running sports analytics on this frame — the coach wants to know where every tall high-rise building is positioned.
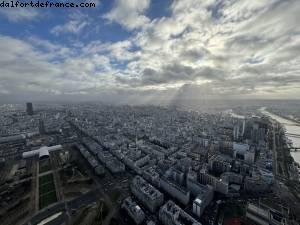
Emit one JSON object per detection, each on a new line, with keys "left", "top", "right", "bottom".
{"left": 26, "top": 102, "right": 34, "bottom": 115}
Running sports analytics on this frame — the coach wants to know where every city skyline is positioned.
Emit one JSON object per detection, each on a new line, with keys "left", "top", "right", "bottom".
{"left": 1, "top": 0, "right": 300, "bottom": 103}
{"left": 1, "top": 102, "right": 300, "bottom": 225}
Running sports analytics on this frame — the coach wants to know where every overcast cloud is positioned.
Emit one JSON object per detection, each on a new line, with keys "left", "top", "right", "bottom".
{"left": 0, "top": 0, "right": 299, "bottom": 103}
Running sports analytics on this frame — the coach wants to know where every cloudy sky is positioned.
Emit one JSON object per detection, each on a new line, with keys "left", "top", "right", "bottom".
{"left": 0, "top": 0, "right": 300, "bottom": 103}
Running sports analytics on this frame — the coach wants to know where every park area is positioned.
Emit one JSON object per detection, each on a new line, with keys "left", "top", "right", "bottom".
{"left": 39, "top": 173, "right": 57, "bottom": 209}
{"left": 39, "top": 159, "right": 52, "bottom": 174}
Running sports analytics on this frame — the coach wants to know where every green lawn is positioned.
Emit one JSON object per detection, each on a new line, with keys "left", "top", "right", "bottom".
{"left": 39, "top": 191, "right": 57, "bottom": 209}
{"left": 39, "top": 173, "right": 57, "bottom": 209}
{"left": 39, "top": 159, "right": 52, "bottom": 174}
{"left": 39, "top": 181, "right": 55, "bottom": 194}
{"left": 39, "top": 164, "right": 52, "bottom": 173}
{"left": 39, "top": 174, "right": 53, "bottom": 184}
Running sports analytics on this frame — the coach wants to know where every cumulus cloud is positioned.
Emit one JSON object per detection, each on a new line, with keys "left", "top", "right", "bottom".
{"left": 51, "top": 12, "right": 90, "bottom": 35}
{"left": 138, "top": 64, "right": 225, "bottom": 85}
{"left": 103, "top": 0, "right": 151, "bottom": 30}
{"left": 0, "top": 7, "right": 39, "bottom": 22}
{"left": 112, "top": 0, "right": 300, "bottom": 99}
{"left": 0, "top": 35, "right": 117, "bottom": 102}
{"left": 1, "top": 0, "right": 300, "bottom": 103}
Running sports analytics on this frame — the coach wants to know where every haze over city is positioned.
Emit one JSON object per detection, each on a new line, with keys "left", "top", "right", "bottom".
{"left": 1, "top": 0, "right": 300, "bottom": 103}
